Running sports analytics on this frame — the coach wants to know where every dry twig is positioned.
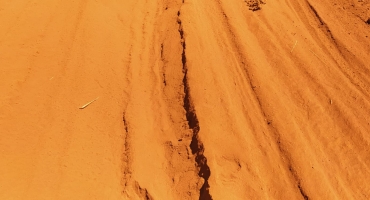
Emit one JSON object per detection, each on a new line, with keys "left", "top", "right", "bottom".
{"left": 291, "top": 40, "right": 298, "bottom": 52}
{"left": 79, "top": 97, "right": 99, "bottom": 109}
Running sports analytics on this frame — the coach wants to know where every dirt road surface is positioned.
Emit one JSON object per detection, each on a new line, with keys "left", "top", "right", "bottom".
{"left": 1, "top": 0, "right": 369, "bottom": 199}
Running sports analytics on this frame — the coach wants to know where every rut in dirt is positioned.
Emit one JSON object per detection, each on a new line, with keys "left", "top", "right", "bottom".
{"left": 177, "top": 9, "right": 213, "bottom": 200}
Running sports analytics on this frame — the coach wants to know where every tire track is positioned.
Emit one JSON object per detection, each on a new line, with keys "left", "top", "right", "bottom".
{"left": 120, "top": 0, "right": 156, "bottom": 198}
{"left": 59, "top": 0, "right": 89, "bottom": 75}
{"left": 222, "top": 0, "right": 370, "bottom": 198}
{"left": 212, "top": 0, "right": 312, "bottom": 198}
{"left": 302, "top": 0, "right": 370, "bottom": 100}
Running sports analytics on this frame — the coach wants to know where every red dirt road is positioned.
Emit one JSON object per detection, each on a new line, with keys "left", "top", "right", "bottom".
{"left": 1, "top": 0, "right": 369, "bottom": 199}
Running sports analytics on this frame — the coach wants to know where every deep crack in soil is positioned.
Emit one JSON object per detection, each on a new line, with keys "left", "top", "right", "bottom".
{"left": 177, "top": 10, "right": 213, "bottom": 200}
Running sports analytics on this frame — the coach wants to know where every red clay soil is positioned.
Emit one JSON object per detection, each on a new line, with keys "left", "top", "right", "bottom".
{"left": 0, "top": 0, "right": 369, "bottom": 199}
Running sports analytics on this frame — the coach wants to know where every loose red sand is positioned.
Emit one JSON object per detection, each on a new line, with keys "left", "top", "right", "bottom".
{"left": 1, "top": 0, "right": 369, "bottom": 199}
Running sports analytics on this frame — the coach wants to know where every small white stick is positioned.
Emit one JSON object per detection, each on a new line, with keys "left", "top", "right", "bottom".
{"left": 290, "top": 40, "right": 298, "bottom": 53}
{"left": 49, "top": 77, "right": 54, "bottom": 80}
{"left": 79, "top": 97, "right": 99, "bottom": 109}
{"left": 309, "top": 49, "right": 328, "bottom": 66}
